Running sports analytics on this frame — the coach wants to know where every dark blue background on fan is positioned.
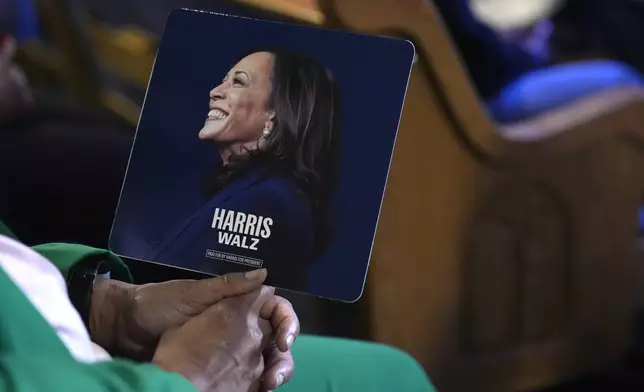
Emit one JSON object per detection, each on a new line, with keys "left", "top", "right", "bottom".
{"left": 110, "top": 9, "right": 414, "bottom": 301}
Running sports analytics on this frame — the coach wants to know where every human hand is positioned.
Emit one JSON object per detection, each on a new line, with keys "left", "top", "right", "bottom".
{"left": 153, "top": 286, "right": 275, "bottom": 392}
{"left": 258, "top": 295, "right": 300, "bottom": 391}
{"left": 90, "top": 269, "right": 269, "bottom": 360}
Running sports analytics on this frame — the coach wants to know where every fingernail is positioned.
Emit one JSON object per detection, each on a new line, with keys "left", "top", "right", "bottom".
{"left": 286, "top": 334, "right": 295, "bottom": 347}
{"left": 245, "top": 268, "right": 266, "bottom": 280}
{"left": 276, "top": 373, "right": 284, "bottom": 387}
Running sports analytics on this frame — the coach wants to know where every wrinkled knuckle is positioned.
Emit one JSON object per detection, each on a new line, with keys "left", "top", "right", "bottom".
{"left": 261, "top": 285, "right": 275, "bottom": 297}
{"left": 252, "top": 357, "right": 265, "bottom": 381}
{"left": 220, "top": 308, "right": 237, "bottom": 323}
{"left": 129, "top": 286, "right": 146, "bottom": 311}
{"left": 216, "top": 274, "right": 233, "bottom": 286}
{"left": 256, "top": 317, "right": 271, "bottom": 332}
{"left": 211, "top": 302, "right": 237, "bottom": 322}
{"left": 247, "top": 326, "right": 264, "bottom": 343}
{"left": 130, "top": 286, "right": 144, "bottom": 303}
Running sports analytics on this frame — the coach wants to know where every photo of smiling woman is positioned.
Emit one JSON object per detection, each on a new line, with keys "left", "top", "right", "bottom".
{"left": 144, "top": 48, "right": 341, "bottom": 289}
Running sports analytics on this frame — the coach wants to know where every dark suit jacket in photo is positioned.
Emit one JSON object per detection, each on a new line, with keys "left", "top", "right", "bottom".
{"left": 145, "top": 165, "right": 315, "bottom": 290}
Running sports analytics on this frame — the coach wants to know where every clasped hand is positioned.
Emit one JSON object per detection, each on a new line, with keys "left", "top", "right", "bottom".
{"left": 90, "top": 269, "right": 298, "bottom": 391}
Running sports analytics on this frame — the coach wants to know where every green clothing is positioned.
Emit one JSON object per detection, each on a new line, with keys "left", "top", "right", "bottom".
{"left": 282, "top": 336, "right": 434, "bottom": 392}
{"left": 0, "top": 222, "right": 435, "bottom": 392}
{"left": 0, "top": 230, "right": 197, "bottom": 391}
{"left": 0, "top": 220, "right": 15, "bottom": 240}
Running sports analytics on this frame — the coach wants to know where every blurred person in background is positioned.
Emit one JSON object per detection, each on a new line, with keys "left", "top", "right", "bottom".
{"left": 0, "top": 0, "right": 134, "bottom": 249}
{"left": 436, "top": 0, "right": 644, "bottom": 124}
{"left": 0, "top": 3, "right": 34, "bottom": 124}
{"left": 554, "top": 0, "right": 644, "bottom": 73}
{"left": 469, "top": 0, "right": 559, "bottom": 62}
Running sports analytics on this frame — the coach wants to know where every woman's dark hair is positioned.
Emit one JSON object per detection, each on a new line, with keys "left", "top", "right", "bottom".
{"left": 204, "top": 47, "right": 341, "bottom": 254}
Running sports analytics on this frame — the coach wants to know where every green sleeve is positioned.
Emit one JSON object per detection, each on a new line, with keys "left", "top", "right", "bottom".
{"left": 0, "top": 218, "right": 131, "bottom": 282}
{"left": 0, "top": 355, "right": 197, "bottom": 392}
{"left": 0, "top": 221, "right": 16, "bottom": 240}
{"left": 0, "top": 263, "right": 196, "bottom": 392}
{"left": 0, "top": 220, "right": 129, "bottom": 282}
{"left": 32, "top": 243, "right": 133, "bottom": 283}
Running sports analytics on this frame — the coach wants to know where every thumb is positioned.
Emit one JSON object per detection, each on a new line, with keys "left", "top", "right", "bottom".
{"left": 186, "top": 269, "right": 268, "bottom": 306}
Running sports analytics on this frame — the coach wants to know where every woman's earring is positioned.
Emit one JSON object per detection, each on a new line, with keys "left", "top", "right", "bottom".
{"left": 262, "top": 127, "right": 272, "bottom": 138}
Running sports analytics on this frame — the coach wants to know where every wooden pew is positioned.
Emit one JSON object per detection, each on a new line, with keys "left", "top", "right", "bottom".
{"left": 319, "top": 0, "right": 644, "bottom": 390}
{"left": 237, "top": 0, "right": 323, "bottom": 23}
